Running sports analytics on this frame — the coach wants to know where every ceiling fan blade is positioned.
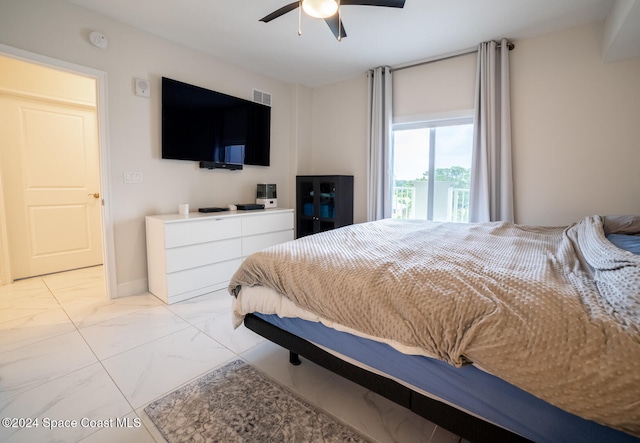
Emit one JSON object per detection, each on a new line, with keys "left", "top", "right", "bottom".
{"left": 340, "top": 0, "right": 405, "bottom": 7}
{"left": 260, "top": 2, "right": 300, "bottom": 23}
{"left": 324, "top": 15, "right": 347, "bottom": 40}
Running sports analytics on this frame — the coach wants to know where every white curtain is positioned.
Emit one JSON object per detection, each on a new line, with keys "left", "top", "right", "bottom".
{"left": 367, "top": 66, "right": 393, "bottom": 221}
{"left": 469, "top": 39, "right": 514, "bottom": 223}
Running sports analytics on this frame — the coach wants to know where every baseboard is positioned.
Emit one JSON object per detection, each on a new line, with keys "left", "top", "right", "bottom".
{"left": 114, "top": 278, "right": 148, "bottom": 299}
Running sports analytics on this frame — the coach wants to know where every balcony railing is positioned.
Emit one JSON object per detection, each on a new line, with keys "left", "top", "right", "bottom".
{"left": 392, "top": 186, "right": 416, "bottom": 219}
{"left": 392, "top": 184, "right": 469, "bottom": 223}
{"left": 450, "top": 187, "right": 470, "bottom": 223}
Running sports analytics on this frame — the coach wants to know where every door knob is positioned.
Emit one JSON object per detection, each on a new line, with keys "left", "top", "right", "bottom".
{"left": 88, "top": 193, "right": 100, "bottom": 198}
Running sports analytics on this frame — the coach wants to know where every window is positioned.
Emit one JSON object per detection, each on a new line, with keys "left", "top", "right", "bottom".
{"left": 392, "top": 118, "right": 473, "bottom": 222}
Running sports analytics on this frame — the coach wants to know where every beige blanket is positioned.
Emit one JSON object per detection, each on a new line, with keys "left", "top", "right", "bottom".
{"left": 229, "top": 215, "right": 640, "bottom": 436}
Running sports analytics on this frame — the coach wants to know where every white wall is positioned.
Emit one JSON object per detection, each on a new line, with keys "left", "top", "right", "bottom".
{"left": 291, "top": 84, "right": 314, "bottom": 174}
{"left": 310, "top": 76, "right": 369, "bottom": 223}
{"left": 510, "top": 22, "right": 640, "bottom": 225}
{"left": 309, "top": 21, "right": 640, "bottom": 226}
{"left": 0, "top": 0, "right": 295, "bottom": 296}
{"left": 304, "top": 75, "right": 367, "bottom": 223}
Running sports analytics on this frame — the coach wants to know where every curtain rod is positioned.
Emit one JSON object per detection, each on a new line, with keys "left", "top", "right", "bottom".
{"left": 390, "top": 40, "right": 515, "bottom": 73}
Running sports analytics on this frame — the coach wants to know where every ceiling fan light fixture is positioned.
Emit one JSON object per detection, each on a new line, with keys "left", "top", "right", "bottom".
{"left": 301, "top": 0, "right": 338, "bottom": 19}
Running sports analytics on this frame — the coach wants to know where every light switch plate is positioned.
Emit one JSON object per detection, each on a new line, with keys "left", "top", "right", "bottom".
{"left": 123, "top": 171, "right": 143, "bottom": 183}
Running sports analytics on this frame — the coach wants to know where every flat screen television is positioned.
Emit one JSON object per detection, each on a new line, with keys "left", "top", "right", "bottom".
{"left": 161, "top": 77, "right": 270, "bottom": 170}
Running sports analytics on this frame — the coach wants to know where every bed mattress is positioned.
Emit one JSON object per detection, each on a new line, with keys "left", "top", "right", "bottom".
{"left": 230, "top": 215, "right": 640, "bottom": 436}
{"left": 252, "top": 312, "right": 640, "bottom": 443}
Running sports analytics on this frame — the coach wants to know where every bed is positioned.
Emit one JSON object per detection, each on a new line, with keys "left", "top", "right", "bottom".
{"left": 228, "top": 214, "right": 640, "bottom": 442}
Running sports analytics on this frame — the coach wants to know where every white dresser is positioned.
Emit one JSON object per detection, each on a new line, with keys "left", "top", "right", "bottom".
{"left": 145, "top": 208, "right": 294, "bottom": 304}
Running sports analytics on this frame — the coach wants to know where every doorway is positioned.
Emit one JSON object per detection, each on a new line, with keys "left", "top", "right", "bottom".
{"left": 0, "top": 47, "right": 114, "bottom": 297}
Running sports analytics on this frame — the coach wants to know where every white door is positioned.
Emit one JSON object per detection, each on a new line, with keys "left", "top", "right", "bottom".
{"left": 0, "top": 69, "right": 102, "bottom": 279}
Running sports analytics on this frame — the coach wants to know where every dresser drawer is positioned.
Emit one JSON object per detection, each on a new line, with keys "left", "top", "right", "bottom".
{"left": 166, "top": 258, "right": 241, "bottom": 297}
{"left": 242, "top": 230, "right": 294, "bottom": 257}
{"left": 242, "top": 212, "right": 294, "bottom": 236}
{"left": 165, "top": 217, "right": 241, "bottom": 248}
{"left": 165, "top": 238, "right": 242, "bottom": 273}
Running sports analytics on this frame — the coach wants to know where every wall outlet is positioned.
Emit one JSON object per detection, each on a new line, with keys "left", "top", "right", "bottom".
{"left": 123, "top": 171, "right": 143, "bottom": 183}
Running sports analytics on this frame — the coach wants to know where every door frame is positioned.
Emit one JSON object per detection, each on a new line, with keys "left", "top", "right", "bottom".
{"left": 0, "top": 44, "right": 116, "bottom": 299}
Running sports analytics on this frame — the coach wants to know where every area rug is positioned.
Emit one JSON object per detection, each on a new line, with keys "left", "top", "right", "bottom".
{"left": 144, "top": 359, "right": 370, "bottom": 442}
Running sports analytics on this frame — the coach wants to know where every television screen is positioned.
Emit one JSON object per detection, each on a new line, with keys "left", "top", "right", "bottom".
{"left": 161, "top": 77, "right": 270, "bottom": 168}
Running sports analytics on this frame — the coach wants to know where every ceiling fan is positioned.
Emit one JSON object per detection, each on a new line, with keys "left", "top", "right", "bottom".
{"left": 260, "top": 0, "right": 406, "bottom": 41}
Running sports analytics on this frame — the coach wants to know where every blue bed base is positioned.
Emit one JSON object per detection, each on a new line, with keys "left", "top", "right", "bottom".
{"left": 252, "top": 313, "right": 639, "bottom": 443}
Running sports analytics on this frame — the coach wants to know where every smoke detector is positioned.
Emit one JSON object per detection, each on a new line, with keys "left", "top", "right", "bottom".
{"left": 89, "top": 31, "right": 108, "bottom": 50}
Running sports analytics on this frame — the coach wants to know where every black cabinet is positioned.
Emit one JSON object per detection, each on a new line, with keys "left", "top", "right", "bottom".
{"left": 296, "top": 175, "right": 354, "bottom": 238}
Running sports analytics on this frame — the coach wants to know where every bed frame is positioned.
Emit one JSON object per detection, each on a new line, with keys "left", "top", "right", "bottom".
{"left": 244, "top": 313, "right": 531, "bottom": 443}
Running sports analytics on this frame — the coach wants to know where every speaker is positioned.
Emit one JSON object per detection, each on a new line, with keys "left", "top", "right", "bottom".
{"left": 134, "top": 78, "right": 150, "bottom": 98}
{"left": 257, "top": 184, "right": 277, "bottom": 199}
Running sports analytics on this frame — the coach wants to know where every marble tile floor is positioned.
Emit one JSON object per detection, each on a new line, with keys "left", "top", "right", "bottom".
{"left": 0, "top": 266, "right": 466, "bottom": 443}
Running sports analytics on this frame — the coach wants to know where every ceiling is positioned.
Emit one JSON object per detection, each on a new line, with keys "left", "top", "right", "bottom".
{"left": 66, "top": 0, "right": 634, "bottom": 88}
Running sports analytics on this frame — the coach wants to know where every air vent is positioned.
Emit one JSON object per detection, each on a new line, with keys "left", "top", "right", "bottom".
{"left": 253, "top": 89, "right": 272, "bottom": 106}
